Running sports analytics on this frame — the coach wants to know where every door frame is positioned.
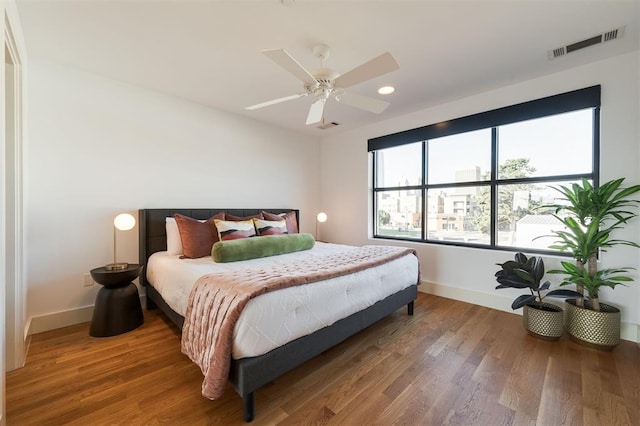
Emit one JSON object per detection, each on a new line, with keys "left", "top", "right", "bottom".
{"left": 4, "top": 9, "right": 25, "bottom": 372}
{"left": 2, "top": 7, "right": 26, "bottom": 423}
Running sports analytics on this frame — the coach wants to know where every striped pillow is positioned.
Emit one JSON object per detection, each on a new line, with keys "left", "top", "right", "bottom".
{"left": 254, "top": 218, "right": 288, "bottom": 236}
{"left": 262, "top": 211, "right": 299, "bottom": 234}
{"left": 214, "top": 219, "right": 256, "bottom": 241}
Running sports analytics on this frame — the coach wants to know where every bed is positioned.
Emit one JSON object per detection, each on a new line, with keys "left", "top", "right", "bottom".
{"left": 138, "top": 208, "right": 419, "bottom": 422}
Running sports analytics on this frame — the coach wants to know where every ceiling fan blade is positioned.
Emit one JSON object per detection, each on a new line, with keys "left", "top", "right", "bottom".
{"left": 336, "top": 92, "right": 390, "bottom": 114}
{"left": 245, "top": 93, "right": 307, "bottom": 110}
{"left": 334, "top": 52, "right": 399, "bottom": 88}
{"left": 262, "top": 48, "right": 318, "bottom": 86}
{"left": 306, "top": 98, "right": 325, "bottom": 125}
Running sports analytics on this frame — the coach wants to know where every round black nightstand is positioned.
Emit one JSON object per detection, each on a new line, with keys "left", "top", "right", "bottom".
{"left": 89, "top": 264, "right": 144, "bottom": 337}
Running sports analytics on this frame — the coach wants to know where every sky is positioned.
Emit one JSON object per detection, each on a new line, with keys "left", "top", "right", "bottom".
{"left": 377, "top": 108, "right": 593, "bottom": 187}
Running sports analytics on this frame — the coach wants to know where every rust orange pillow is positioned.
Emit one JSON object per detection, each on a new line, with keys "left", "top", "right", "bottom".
{"left": 174, "top": 212, "right": 225, "bottom": 259}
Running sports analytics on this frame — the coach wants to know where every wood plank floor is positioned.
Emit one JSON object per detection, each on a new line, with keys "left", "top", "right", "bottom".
{"left": 6, "top": 293, "right": 640, "bottom": 425}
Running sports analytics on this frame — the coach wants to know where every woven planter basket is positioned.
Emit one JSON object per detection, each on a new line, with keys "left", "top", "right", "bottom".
{"left": 565, "top": 299, "right": 620, "bottom": 350}
{"left": 523, "top": 302, "right": 564, "bottom": 341}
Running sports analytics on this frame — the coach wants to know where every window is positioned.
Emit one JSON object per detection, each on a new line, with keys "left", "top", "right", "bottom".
{"left": 370, "top": 86, "right": 600, "bottom": 253}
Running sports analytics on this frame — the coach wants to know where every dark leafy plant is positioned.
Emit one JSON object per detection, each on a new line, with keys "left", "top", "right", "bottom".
{"left": 495, "top": 252, "right": 582, "bottom": 310}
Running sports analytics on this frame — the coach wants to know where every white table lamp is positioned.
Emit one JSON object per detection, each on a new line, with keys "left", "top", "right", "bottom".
{"left": 316, "top": 212, "right": 328, "bottom": 241}
{"left": 106, "top": 213, "right": 136, "bottom": 271}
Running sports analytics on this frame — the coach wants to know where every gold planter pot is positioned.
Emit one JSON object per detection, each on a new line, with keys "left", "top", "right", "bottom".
{"left": 523, "top": 302, "right": 564, "bottom": 341}
{"left": 564, "top": 299, "right": 620, "bottom": 351}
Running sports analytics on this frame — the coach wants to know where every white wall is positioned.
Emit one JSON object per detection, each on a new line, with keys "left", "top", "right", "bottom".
{"left": 26, "top": 60, "right": 320, "bottom": 323}
{"left": 320, "top": 51, "right": 640, "bottom": 341}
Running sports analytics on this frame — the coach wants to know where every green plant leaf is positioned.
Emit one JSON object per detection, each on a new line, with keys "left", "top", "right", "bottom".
{"left": 545, "top": 289, "right": 583, "bottom": 299}
{"left": 606, "top": 276, "right": 633, "bottom": 282}
{"left": 496, "top": 276, "right": 532, "bottom": 289}
{"left": 533, "top": 257, "right": 545, "bottom": 282}
{"left": 499, "top": 261, "right": 521, "bottom": 272}
{"left": 511, "top": 294, "right": 536, "bottom": 310}
{"left": 514, "top": 252, "right": 527, "bottom": 264}
{"left": 513, "top": 268, "right": 535, "bottom": 284}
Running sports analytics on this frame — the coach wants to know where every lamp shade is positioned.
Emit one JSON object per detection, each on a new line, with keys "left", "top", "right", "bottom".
{"left": 106, "top": 213, "right": 136, "bottom": 271}
{"left": 315, "top": 212, "right": 327, "bottom": 242}
{"left": 114, "top": 213, "right": 136, "bottom": 231}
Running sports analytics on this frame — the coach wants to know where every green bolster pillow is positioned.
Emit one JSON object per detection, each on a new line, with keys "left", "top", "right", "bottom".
{"left": 212, "top": 233, "right": 315, "bottom": 263}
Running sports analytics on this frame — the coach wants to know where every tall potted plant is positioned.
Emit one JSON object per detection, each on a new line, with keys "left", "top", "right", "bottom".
{"left": 544, "top": 178, "right": 640, "bottom": 349}
{"left": 495, "top": 252, "right": 581, "bottom": 340}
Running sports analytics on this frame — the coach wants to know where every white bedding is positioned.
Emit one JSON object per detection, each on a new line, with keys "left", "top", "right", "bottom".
{"left": 146, "top": 242, "right": 419, "bottom": 359}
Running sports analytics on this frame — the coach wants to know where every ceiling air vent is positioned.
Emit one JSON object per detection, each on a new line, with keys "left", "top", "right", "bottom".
{"left": 548, "top": 26, "right": 625, "bottom": 60}
{"left": 317, "top": 121, "right": 340, "bottom": 130}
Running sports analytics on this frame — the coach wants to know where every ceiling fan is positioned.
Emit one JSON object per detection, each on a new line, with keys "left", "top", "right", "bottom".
{"left": 246, "top": 45, "right": 400, "bottom": 125}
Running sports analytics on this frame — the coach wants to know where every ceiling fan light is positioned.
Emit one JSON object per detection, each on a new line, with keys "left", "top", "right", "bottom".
{"left": 378, "top": 86, "right": 395, "bottom": 95}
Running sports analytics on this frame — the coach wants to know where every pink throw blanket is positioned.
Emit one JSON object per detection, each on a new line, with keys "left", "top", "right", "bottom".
{"left": 181, "top": 245, "right": 418, "bottom": 399}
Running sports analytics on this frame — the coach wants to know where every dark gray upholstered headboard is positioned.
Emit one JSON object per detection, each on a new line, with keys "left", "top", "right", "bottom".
{"left": 138, "top": 208, "right": 300, "bottom": 287}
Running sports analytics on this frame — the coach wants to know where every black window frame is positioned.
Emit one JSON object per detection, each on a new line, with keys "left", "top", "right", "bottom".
{"left": 369, "top": 86, "right": 601, "bottom": 255}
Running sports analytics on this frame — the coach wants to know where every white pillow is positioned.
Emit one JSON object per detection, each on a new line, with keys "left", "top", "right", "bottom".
{"left": 166, "top": 217, "right": 183, "bottom": 255}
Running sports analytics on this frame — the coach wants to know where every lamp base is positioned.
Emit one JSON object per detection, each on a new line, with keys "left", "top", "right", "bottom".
{"left": 105, "top": 262, "right": 129, "bottom": 271}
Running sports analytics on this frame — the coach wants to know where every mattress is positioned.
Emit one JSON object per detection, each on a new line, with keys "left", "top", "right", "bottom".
{"left": 146, "top": 242, "right": 419, "bottom": 359}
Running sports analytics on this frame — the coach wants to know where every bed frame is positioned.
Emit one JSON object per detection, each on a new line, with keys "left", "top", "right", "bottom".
{"left": 138, "top": 208, "right": 417, "bottom": 422}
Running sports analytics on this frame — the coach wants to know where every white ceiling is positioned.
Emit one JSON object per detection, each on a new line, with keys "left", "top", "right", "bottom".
{"left": 16, "top": 0, "right": 640, "bottom": 136}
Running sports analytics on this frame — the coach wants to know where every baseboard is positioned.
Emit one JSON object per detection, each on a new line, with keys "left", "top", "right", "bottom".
{"left": 28, "top": 305, "right": 94, "bottom": 335}
{"left": 419, "top": 281, "right": 640, "bottom": 344}
{"left": 419, "top": 280, "right": 517, "bottom": 315}
{"left": 27, "top": 294, "right": 147, "bottom": 336}
{"left": 621, "top": 321, "right": 640, "bottom": 344}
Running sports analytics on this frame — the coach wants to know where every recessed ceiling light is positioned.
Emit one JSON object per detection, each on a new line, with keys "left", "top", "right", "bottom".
{"left": 378, "top": 86, "right": 395, "bottom": 95}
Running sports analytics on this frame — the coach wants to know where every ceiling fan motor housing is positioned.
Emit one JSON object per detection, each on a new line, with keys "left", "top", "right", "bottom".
{"left": 305, "top": 68, "right": 340, "bottom": 98}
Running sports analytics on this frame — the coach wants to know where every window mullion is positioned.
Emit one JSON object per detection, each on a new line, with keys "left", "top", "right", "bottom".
{"left": 593, "top": 107, "right": 600, "bottom": 188}
{"left": 490, "top": 127, "right": 498, "bottom": 247}
{"left": 372, "top": 151, "right": 377, "bottom": 236}
{"left": 422, "top": 141, "right": 427, "bottom": 241}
